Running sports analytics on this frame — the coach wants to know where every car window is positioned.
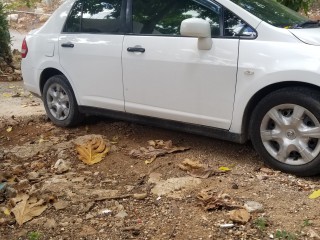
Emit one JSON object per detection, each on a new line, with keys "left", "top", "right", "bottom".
{"left": 224, "top": 9, "right": 256, "bottom": 38}
{"left": 131, "top": 0, "right": 221, "bottom": 37}
{"left": 63, "top": 0, "right": 122, "bottom": 34}
{"left": 230, "top": 0, "right": 308, "bottom": 28}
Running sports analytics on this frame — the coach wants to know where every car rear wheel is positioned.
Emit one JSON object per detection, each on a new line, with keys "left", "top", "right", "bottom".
{"left": 43, "top": 75, "right": 83, "bottom": 127}
{"left": 250, "top": 87, "right": 320, "bottom": 176}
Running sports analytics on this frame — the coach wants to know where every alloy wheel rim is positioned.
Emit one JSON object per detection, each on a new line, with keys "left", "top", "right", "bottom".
{"left": 46, "top": 83, "right": 70, "bottom": 121}
{"left": 260, "top": 104, "right": 320, "bottom": 165}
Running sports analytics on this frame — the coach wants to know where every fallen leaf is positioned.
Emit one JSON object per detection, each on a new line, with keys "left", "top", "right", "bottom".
{"left": 129, "top": 140, "right": 190, "bottom": 164}
{"left": 76, "top": 136, "right": 109, "bottom": 165}
{"left": 197, "top": 188, "right": 242, "bottom": 211}
{"left": 228, "top": 209, "right": 251, "bottom": 224}
{"left": 11, "top": 194, "right": 47, "bottom": 225}
{"left": 2, "top": 207, "right": 10, "bottom": 216}
{"left": 2, "top": 93, "right": 11, "bottom": 98}
{"left": 309, "top": 190, "right": 320, "bottom": 199}
{"left": 6, "top": 126, "right": 12, "bottom": 132}
{"left": 179, "top": 159, "right": 214, "bottom": 178}
{"left": 219, "top": 166, "right": 231, "bottom": 172}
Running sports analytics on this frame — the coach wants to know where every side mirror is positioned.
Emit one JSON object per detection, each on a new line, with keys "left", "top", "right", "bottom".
{"left": 180, "top": 18, "right": 212, "bottom": 50}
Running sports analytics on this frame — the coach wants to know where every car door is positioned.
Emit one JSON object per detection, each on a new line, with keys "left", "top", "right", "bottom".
{"left": 122, "top": 0, "right": 247, "bottom": 129}
{"left": 59, "top": 0, "right": 126, "bottom": 111}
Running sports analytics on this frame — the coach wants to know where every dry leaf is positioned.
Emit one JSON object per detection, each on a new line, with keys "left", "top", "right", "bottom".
{"left": 6, "top": 126, "right": 12, "bottom": 132}
{"left": 219, "top": 166, "right": 231, "bottom": 172}
{"left": 129, "top": 140, "right": 190, "bottom": 164}
{"left": 179, "top": 159, "right": 214, "bottom": 178}
{"left": 228, "top": 209, "right": 251, "bottom": 224}
{"left": 76, "top": 136, "right": 109, "bottom": 165}
{"left": 309, "top": 190, "right": 320, "bottom": 199}
{"left": 1, "top": 207, "right": 10, "bottom": 216}
{"left": 11, "top": 194, "right": 47, "bottom": 225}
{"left": 179, "top": 159, "right": 229, "bottom": 178}
{"left": 2, "top": 93, "right": 11, "bottom": 98}
{"left": 197, "top": 188, "right": 242, "bottom": 211}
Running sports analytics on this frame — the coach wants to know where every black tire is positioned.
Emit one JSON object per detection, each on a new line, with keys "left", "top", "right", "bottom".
{"left": 250, "top": 87, "right": 320, "bottom": 176}
{"left": 43, "top": 75, "right": 83, "bottom": 127}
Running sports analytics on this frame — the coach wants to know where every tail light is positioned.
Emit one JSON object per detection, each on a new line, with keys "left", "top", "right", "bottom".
{"left": 21, "top": 38, "right": 28, "bottom": 58}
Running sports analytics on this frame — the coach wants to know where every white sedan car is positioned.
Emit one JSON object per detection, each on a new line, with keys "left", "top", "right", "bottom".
{"left": 22, "top": 0, "right": 320, "bottom": 176}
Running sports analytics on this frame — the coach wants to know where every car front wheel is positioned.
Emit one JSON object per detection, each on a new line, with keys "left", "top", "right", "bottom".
{"left": 43, "top": 75, "right": 83, "bottom": 127}
{"left": 250, "top": 87, "right": 320, "bottom": 176}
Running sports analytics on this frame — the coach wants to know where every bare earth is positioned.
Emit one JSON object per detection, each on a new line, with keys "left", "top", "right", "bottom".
{"left": 1, "top": 81, "right": 320, "bottom": 240}
{"left": 1, "top": 2, "right": 320, "bottom": 238}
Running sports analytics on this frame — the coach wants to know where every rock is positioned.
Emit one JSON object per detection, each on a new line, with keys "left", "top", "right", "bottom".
{"left": 53, "top": 200, "right": 69, "bottom": 210}
{"left": 79, "top": 225, "right": 97, "bottom": 236}
{"left": 31, "top": 161, "right": 45, "bottom": 170}
{"left": 44, "top": 218, "right": 57, "bottom": 229}
{"left": 27, "top": 171, "right": 40, "bottom": 181}
{"left": 244, "top": 201, "right": 264, "bottom": 213}
{"left": 133, "top": 193, "right": 148, "bottom": 200}
{"left": 7, "top": 14, "right": 19, "bottom": 22}
{"left": 57, "top": 150, "right": 69, "bottom": 160}
{"left": 5, "top": 186, "right": 17, "bottom": 199}
{"left": 17, "top": 17, "right": 27, "bottom": 24}
{"left": 39, "top": 15, "right": 50, "bottom": 23}
{"left": 151, "top": 177, "right": 202, "bottom": 198}
{"left": 231, "top": 183, "right": 239, "bottom": 189}
{"left": 54, "top": 159, "right": 70, "bottom": 174}
{"left": 8, "top": 141, "right": 54, "bottom": 159}
{"left": 115, "top": 210, "right": 128, "bottom": 219}
{"left": 228, "top": 209, "right": 251, "bottom": 224}
{"left": 34, "top": 8, "right": 44, "bottom": 14}
{"left": 148, "top": 172, "right": 162, "bottom": 184}
{"left": 256, "top": 174, "right": 268, "bottom": 180}
{"left": 308, "top": 229, "right": 320, "bottom": 239}
{"left": 0, "top": 150, "right": 4, "bottom": 160}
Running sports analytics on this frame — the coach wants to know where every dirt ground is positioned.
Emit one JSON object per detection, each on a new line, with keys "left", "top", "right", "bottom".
{"left": 1, "top": 2, "right": 320, "bottom": 240}
{"left": 1, "top": 82, "right": 320, "bottom": 240}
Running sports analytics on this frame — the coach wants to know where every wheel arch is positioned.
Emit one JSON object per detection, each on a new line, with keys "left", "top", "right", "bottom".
{"left": 40, "top": 68, "right": 65, "bottom": 95}
{"left": 242, "top": 81, "right": 320, "bottom": 141}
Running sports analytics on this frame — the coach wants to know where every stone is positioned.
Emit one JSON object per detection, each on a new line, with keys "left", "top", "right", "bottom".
{"left": 5, "top": 186, "right": 17, "bottom": 199}
{"left": 7, "top": 14, "right": 18, "bottom": 22}
{"left": 27, "top": 171, "right": 39, "bottom": 181}
{"left": 228, "top": 209, "right": 251, "bottom": 224}
{"left": 79, "top": 225, "right": 97, "bottom": 236}
{"left": 44, "top": 218, "right": 57, "bottom": 229}
{"left": 151, "top": 177, "right": 201, "bottom": 198}
{"left": 133, "top": 193, "right": 148, "bottom": 200}
{"left": 54, "top": 159, "right": 70, "bottom": 174}
{"left": 39, "top": 15, "right": 50, "bottom": 23}
{"left": 115, "top": 210, "right": 128, "bottom": 219}
{"left": 53, "top": 200, "right": 69, "bottom": 210}
{"left": 244, "top": 201, "right": 264, "bottom": 213}
{"left": 148, "top": 172, "right": 162, "bottom": 184}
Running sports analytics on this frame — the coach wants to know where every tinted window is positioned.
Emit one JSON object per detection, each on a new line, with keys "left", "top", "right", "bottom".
{"left": 224, "top": 9, "right": 256, "bottom": 38}
{"left": 64, "top": 0, "right": 122, "bottom": 33}
{"left": 230, "top": 0, "right": 307, "bottom": 28}
{"left": 132, "top": 0, "right": 221, "bottom": 37}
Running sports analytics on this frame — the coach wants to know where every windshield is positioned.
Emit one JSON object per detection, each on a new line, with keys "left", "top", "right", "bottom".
{"left": 230, "top": 0, "right": 309, "bottom": 28}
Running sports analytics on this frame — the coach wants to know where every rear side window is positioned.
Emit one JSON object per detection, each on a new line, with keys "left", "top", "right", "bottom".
{"left": 63, "top": 0, "right": 122, "bottom": 34}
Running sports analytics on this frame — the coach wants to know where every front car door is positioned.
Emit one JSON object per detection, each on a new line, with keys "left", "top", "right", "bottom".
{"left": 59, "top": 0, "right": 126, "bottom": 111}
{"left": 122, "top": 0, "right": 253, "bottom": 129}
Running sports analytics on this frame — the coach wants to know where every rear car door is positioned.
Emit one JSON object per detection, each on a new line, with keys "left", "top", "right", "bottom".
{"left": 122, "top": 0, "right": 251, "bottom": 129}
{"left": 59, "top": 0, "right": 126, "bottom": 111}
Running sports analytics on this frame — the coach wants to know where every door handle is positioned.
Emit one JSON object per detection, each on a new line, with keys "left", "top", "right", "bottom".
{"left": 127, "top": 47, "right": 145, "bottom": 53}
{"left": 61, "top": 43, "right": 74, "bottom": 48}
